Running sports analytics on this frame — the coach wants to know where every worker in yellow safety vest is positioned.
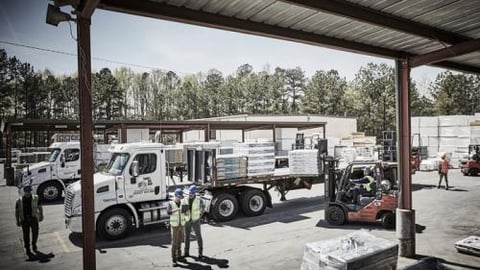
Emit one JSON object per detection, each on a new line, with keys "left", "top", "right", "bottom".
{"left": 349, "top": 167, "right": 376, "bottom": 204}
{"left": 183, "top": 185, "right": 205, "bottom": 260}
{"left": 15, "top": 185, "right": 43, "bottom": 255}
{"left": 167, "top": 188, "right": 189, "bottom": 267}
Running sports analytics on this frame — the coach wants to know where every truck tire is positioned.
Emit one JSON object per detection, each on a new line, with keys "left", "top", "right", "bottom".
{"left": 381, "top": 211, "right": 395, "bottom": 229}
{"left": 97, "top": 208, "right": 132, "bottom": 241}
{"left": 240, "top": 189, "right": 267, "bottom": 217}
{"left": 211, "top": 193, "right": 238, "bottom": 222}
{"left": 471, "top": 168, "right": 479, "bottom": 176}
{"left": 325, "top": 205, "right": 345, "bottom": 226}
{"left": 38, "top": 181, "right": 63, "bottom": 202}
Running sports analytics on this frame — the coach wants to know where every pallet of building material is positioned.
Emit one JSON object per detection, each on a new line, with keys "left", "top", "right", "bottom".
{"left": 455, "top": 236, "right": 480, "bottom": 256}
{"left": 301, "top": 231, "right": 398, "bottom": 270}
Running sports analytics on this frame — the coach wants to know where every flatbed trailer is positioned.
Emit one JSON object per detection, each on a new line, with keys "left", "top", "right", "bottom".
{"left": 196, "top": 168, "right": 325, "bottom": 221}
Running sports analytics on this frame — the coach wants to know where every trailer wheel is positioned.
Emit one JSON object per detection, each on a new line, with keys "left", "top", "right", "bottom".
{"left": 38, "top": 181, "right": 63, "bottom": 202}
{"left": 211, "top": 193, "right": 238, "bottom": 222}
{"left": 240, "top": 189, "right": 267, "bottom": 217}
{"left": 381, "top": 211, "right": 395, "bottom": 229}
{"left": 325, "top": 206, "right": 345, "bottom": 226}
{"left": 97, "top": 208, "right": 132, "bottom": 240}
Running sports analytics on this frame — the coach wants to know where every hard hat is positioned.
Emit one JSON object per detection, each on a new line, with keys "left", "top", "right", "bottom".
{"left": 188, "top": 185, "right": 197, "bottom": 195}
{"left": 380, "top": 180, "right": 391, "bottom": 191}
{"left": 23, "top": 185, "right": 32, "bottom": 192}
{"left": 174, "top": 188, "right": 183, "bottom": 198}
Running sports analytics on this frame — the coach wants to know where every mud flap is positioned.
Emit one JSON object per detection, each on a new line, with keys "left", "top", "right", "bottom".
{"left": 263, "top": 190, "right": 273, "bottom": 208}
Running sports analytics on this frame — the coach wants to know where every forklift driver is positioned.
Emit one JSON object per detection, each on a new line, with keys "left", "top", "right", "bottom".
{"left": 347, "top": 167, "right": 376, "bottom": 204}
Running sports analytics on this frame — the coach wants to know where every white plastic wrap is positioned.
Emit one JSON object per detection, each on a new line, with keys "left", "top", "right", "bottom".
{"left": 301, "top": 231, "right": 398, "bottom": 270}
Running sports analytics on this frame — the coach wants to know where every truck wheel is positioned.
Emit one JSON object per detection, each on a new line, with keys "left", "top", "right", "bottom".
{"left": 325, "top": 206, "right": 345, "bottom": 226}
{"left": 97, "top": 208, "right": 132, "bottom": 240}
{"left": 211, "top": 193, "right": 238, "bottom": 222}
{"left": 38, "top": 181, "right": 63, "bottom": 202}
{"left": 240, "top": 189, "right": 267, "bottom": 217}
{"left": 471, "top": 168, "right": 478, "bottom": 176}
{"left": 381, "top": 211, "right": 395, "bottom": 229}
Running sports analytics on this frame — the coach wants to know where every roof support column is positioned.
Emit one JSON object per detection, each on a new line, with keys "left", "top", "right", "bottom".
{"left": 77, "top": 15, "right": 96, "bottom": 270}
{"left": 395, "top": 59, "right": 415, "bottom": 258}
{"left": 5, "top": 125, "right": 13, "bottom": 184}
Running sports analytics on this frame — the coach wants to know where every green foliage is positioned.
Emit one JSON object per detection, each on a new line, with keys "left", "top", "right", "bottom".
{"left": 1, "top": 48, "right": 479, "bottom": 146}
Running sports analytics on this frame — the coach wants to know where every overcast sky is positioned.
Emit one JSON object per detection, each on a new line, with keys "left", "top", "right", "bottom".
{"left": 1, "top": 0, "right": 448, "bottom": 94}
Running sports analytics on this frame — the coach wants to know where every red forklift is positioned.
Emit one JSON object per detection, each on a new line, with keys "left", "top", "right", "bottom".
{"left": 461, "top": 145, "right": 480, "bottom": 176}
{"left": 324, "top": 158, "right": 398, "bottom": 229}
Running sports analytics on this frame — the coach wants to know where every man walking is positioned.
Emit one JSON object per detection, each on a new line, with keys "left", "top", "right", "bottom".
{"left": 15, "top": 185, "right": 43, "bottom": 255}
{"left": 167, "top": 188, "right": 188, "bottom": 267}
{"left": 184, "top": 185, "right": 205, "bottom": 260}
{"left": 438, "top": 154, "right": 450, "bottom": 190}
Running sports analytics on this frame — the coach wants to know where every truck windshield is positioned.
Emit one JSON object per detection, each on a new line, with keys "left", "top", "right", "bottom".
{"left": 105, "top": 153, "right": 129, "bottom": 175}
{"left": 49, "top": 148, "right": 61, "bottom": 162}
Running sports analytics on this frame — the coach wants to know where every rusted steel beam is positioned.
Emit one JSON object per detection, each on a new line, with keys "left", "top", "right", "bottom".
{"left": 98, "top": 0, "right": 404, "bottom": 59}
{"left": 410, "top": 39, "right": 480, "bottom": 67}
{"left": 79, "top": 0, "right": 99, "bottom": 18}
{"left": 281, "top": 0, "right": 469, "bottom": 44}
{"left": 77, "top": 15, "right": 96, "bottom": 270}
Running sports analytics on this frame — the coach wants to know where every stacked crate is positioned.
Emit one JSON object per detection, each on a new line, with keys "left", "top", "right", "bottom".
{"left": 301, "top": 231, "right": 398, "bottom": 270}
{"left": 288, "top": 149, "right": 322, "bottom": 175}
{"left": 234, "top": 141, "right": 275, "bottom": 177}
{"left": 216, "top": 154, "right": 247, "bottom": 180}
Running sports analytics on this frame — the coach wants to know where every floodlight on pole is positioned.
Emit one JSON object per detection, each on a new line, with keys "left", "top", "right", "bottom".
{"left": 46, "top": 4, "right": 73, "bottom": 27}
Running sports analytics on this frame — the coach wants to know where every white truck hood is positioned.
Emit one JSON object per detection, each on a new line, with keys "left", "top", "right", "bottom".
{"left": 23, "top": 161, "right": 51, "bottom": 173}
{"left": 69, "top": 172, "right": 116, "bottom": 193}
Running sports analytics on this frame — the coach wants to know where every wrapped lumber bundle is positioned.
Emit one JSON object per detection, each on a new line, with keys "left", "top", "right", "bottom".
{"left": 288, "top": 149, "right": 321, "bottom": 175}
{"left": 216, "top": 154, "right": 247, "bottom": 180}
{"left": 301, "top": 231, "right": 398, "bottom": 270}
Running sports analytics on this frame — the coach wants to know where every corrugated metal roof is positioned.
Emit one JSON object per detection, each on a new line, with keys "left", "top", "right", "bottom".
{"left": 99, "top": 0, "right": 480, "bottom": 73}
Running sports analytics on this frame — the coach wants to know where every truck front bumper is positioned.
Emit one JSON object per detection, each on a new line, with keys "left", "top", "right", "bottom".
{"left": 65, "top": 213, "right": 99, "bottom": 233}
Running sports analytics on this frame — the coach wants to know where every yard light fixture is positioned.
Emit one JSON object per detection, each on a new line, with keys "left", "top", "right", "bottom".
{"left": 46, "top": 4, "right": 74, "bottom": 27}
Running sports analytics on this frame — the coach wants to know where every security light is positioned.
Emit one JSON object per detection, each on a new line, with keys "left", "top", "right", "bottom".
{"left": 46, "top": 4, "right": 73, "bottom": 27}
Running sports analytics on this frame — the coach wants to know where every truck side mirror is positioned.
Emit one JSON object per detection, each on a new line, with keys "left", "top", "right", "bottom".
{"left": 132, "top": 160, "right": 139, "bottom": 177}
{"left": 60, "top": 154, "right": 65, "bottom": 168}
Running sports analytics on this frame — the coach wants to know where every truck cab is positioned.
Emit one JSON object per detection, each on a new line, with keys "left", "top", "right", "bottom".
{"left": 65, "top": 143, "right": 171, "bottom": 240}
{"left": 20, "top": 142, "right": 81, "bottom": 202}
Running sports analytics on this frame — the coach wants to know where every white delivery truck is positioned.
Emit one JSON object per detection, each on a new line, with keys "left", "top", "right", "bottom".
{"left": 19, "top": 142, "right": 110, "bottom": 202}
{"left": 65, "top": 142, "right": 326, "bottom": 240}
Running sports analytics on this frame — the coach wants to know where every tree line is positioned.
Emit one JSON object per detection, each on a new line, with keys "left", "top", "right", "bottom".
{"left": 1, "top": 48, "right": 480, "bottom": 142}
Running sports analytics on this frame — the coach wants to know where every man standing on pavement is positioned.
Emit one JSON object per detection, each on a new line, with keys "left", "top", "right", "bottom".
{"left": 15, "top": 185, "right": 43, "bottom": 255}
{"left": 438, "top": 154, "right": 450, "bottom": 190}
{"left": 184, "top": 185, "right": 205, "bottom": 260}
{"left": 167, "top": 188, "right": 188, "bottom": 267}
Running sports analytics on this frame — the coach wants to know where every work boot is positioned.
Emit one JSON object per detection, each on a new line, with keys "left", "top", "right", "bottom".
{"left": 32, "top": 245, "right": 38, "bottom": 252}
{"left": 183, "top": 251, "right": 190, "bottom": 257}
{"left": 446, "top": 186, "right": 449, "bottom": 190}
{"left": 172, "top": 262, "right": 178, "bottom": 267}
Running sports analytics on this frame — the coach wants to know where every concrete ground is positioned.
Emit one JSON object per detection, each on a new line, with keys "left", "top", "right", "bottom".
{"left": 0, "top": 169, "right": 479, "bottom": 270}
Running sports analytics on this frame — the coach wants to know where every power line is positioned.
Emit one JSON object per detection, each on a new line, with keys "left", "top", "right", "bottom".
{"left": 0, "top": 40, "right": 191, "bottom": 75}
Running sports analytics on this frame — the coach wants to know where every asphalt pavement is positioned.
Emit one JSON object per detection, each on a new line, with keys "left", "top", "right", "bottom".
{"left": 0, "top": 169, "right": 479, "bottom": 270}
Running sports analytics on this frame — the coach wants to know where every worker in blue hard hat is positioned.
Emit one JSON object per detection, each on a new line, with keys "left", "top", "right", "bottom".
{"left": 167, "top": 188, "right": 189, "bottom": 267}
{"left": 183, "top": 185, "right": 205, "bottom": 260}
{"left": 15, "top": 185, "right": 43, "bottom": 256}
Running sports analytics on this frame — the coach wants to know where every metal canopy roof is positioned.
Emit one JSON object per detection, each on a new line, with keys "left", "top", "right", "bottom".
{"left": 97, "top": 0, "right": 480, "bottom": 74}
{"left": 3, "top": 119, "right": 326, "bottom": 133}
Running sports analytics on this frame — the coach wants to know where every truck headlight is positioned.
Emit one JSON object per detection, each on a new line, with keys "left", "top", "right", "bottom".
{"left": 72, "top": 205, "right": 82, "bottom": 216}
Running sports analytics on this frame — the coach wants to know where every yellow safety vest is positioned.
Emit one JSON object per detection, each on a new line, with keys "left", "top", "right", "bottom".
{"left": 169, "top": 201, "right": 187, "bottom": 227}
{"left": 16, "top": 195, "right": 42, "bottom": 222}
{"left": 186, "top": 197, "right": 201, "bottom": 222}
{"left": 362, "top": 176, "right": 375, "bottom": 192}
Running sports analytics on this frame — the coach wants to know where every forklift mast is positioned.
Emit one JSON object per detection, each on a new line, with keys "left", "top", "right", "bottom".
{"left": 324, "top": 156, "right": 338, "bottom": 203}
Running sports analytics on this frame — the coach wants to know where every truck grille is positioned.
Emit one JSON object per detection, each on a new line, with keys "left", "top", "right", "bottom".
{"left": 64, "top": 189, "right": 74, "bottom": 217}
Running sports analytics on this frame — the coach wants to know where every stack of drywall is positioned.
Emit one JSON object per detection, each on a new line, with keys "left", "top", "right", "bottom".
{"left": 216, "top": 154, "right": 247, "bottom": 180}
{"left": 439, "top": 116, "right": 473, "bottom": 166}
{"left": 288, "top": 150, "right": 321, "bottom": 175}
{"left": 234, "top": 141, "right": 275, "bottom": 177}
{"left": 301, "top": 231, "right": 398, "bottom": 270}
{"left": 94, "top": 144, "right": 112, "bottom": 167}
{"left": 471, "top": 120, "right": 480, "bottom": 144}
{"left": 165, "top": 145, "right": 184, "bottom": 164}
